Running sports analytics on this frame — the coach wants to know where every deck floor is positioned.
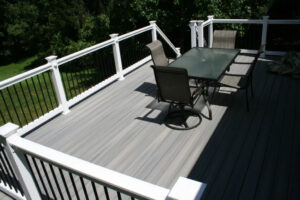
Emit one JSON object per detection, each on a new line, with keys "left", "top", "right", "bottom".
{"left": 24, "top": 55, "right": 300, "bottom": 200}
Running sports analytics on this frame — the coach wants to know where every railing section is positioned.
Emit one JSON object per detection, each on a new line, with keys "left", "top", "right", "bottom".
{"left": 0, "top": 21, "right": 179, "bottom": 133}
{"left": 59, "top": 46, "right": 116, "bottom": 101}
{"left": 119, "top": 30, "right": 152, "bottom": 69}
{"left": 191, "top": 16, "right": 300, "bottom": 55}
{"left": 0, "top": 123, "right": 205, "bottom": 200}
{"left": 0, "top": 66, "right": 58, "bottom": 128}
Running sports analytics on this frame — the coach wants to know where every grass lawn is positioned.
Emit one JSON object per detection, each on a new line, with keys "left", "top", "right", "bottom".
{"left": 0, "top": 56, "right": 38, "bottom": 81}
{"left": 0, "top": 54, "right": 116, "bottom": 127}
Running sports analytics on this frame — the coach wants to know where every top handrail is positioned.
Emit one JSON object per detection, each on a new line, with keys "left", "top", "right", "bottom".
{"left": 0, "top": 24, "right": 166, "bottom": 91}
{"left": 8, "top": 135, "right": 170, "bottom": 200}
{"left": 202, "top": 19, "right": 212, "bottom": 27}
{"left": 211, "top": 18, "right": 300, "bottom": 24}
{"left": 118, "top": 25, "right": 153, "bottom": 41}
{"left": 0, "top": 63, "right": 51, "bottom": 90}
{"left": 58, "top": 25, "right": 153, "bottom": 66}
{"left": 57, "top": 39, "right": 114, "bottom": 66}
{"left": 155, "top": 25, "right": 181, "bottom": 56}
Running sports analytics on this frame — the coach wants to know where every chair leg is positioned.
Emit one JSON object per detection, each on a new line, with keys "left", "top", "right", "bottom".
{"left": 250, "top": 78, "right": 254, "bottom": 97}
{"left": 245, "top": 88, "right": 249, "bottom": 112}
{"left": 211, "top": 86, "right": 217, "bottom": 102}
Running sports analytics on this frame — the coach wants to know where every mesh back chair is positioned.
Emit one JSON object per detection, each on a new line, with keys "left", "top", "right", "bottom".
{"left": 212, "top": 30, "right": 237, "bottom": 49}
{"left": 151, "top": 65, "right": 202, "bottom": 130}
{"left": 146, "top": 40, "right": 169, "bottom": 66}
{"left": 215, "top": 44, "right": 265, "bottom": 111}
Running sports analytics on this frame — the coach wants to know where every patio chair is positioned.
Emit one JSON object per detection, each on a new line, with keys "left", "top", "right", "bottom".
{"left": 215, "top": 44, "right": 265, "bottom": 111}
{"left": 212, "top": 30, "right": 237, "bottom": 49}
{"left": 146, "top": 40, "right": 170, "bottom": 66}
{"left": 151, "top": 65, "right": 203, "bottom": 130}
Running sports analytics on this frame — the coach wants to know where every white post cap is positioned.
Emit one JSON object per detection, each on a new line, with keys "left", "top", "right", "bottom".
{"left": 207, "top": 15, "right": 214, "bottom": 19}
{"left": 0, "top": 123, "right": 19, "bottom": 138}
{"left": 45, "top": 55, "right": 58, "bottom": 62}
{"left": 109, "top": 33, "right": 119, "bottom": 39}
{"left": 168, "top": 177, "right": 206, "bottom": 200}
{"left": 149, "top": 20, "right": 157, "bottom": 25}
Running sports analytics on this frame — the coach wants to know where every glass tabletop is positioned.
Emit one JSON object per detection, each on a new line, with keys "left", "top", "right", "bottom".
{"left": 168, "top": 48, "right": 240, "bottom": 81}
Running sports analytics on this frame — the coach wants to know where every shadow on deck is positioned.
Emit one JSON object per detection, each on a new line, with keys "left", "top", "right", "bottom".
{"left": 188, "top": 57, "right": 300, "bottom": 200}
{"left": 24, "top": 56, "right": 299, "bottom": 199}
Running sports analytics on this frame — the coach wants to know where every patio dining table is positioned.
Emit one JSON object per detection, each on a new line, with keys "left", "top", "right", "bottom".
{"left": 168, "top": 47, "right": 240, "bottom": 118}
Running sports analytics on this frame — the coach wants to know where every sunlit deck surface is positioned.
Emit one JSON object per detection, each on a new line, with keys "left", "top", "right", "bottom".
{"left": 0, "top": 192, "right": 13, "bottom": 200}
{"left": 24, "top": 55, "right": 300, "bottom": 200}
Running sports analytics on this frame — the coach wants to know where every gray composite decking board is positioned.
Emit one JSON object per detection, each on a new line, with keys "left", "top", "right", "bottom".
{"left": 199, "top": 60, "right": 273, "bottom": 200}
{"left": 0, "top": 192, "right": 14, "bottom": 200}
{"left": 188, "top": 59, "right": 300, "bottom": 200}
{"left": 22, "top": 55, "right": 300, "bottom": 200}
{"left": 219, "top": 59, "right": 278, "bottom": 200}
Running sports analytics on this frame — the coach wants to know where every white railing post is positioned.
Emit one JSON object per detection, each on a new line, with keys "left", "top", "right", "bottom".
{"left": 110, "top": 33, "right": 124, "bottom": 81}
{"left": 207, "top": 15, "right": 214, "bottom": 48}
{"left": 176, "top": 47, "right": 181, "bottom": 57}
{"left": 149, "top": 21, "right": 157, "bottom": 41}
{"left": 167, "top": 177, "right": 206, "bottom": 200}
{"left": 46, "top": 55, "right": 70, "bottom": 114}
{"left": 189, "top": 20, "right": 197, "bottom": 48}
{"left": 0, "top": 123, "right": 41, "bottom": 200}
{"left": 261, "top": 16, "right": 269, "bottom": 57}
{"left": 197, "top": 20, "right": 204, "bottom": 47}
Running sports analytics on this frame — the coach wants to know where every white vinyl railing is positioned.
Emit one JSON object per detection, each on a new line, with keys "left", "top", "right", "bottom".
{"left": 0, "top": 21, "right": 180, "bottom": 136}
{"left": 0, "top": 123, "right": 206, "bottom": 200}
{"left": 189, "top": 15, "right": 300, "bottom": 55}
{"left": 0, "top": 22, "right": 204, "bottom": 200}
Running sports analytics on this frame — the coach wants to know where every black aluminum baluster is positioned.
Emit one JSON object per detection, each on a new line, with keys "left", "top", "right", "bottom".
{"left": 75, "top": 71, "right": 83, "bottom": 94}
{"left": 6, "top": 87, "right": 22, "bottom": 125}
{"left": 49, "top": 164, "right": 64, "bottom": 200}
{"left": 0, "top": 108, "right": 6, "bottom": 124}
{"left": 64, "top": 72, "right": 75, "bottom": 99}
{"left": 25, "top": 80, "right": 39, "bottom": 118}
{"left": 0, "top": 157, "right": 9, "bottom": 187}
{"left": 0, "top": 145, "right": 22, "bottom": 194}
{"left": 80, "top": 177, "right": 89, "bottom": 200}
{"left": 40, "top": 161, "right": 57, "bottom": 199}
{"left": 19, "top": 82, "right": 34, "bottom": 121}
{"left": 117, "top": 191, "right": 122, "bottom": 200}
{"left": 42, "top": 73, "right": 55, "bottom": 109}
{"left": 59, "top": 169, "right": 71, "bottom": 200}
{"left": 32, "top": 157, "right": 50, "bottom": 199}
{"left": 36, "top": 75, "right": 49, "bottom": 112}
{"left": 46, "top": 72, "right": 59, "bottom": 105}
{"left": 69, "top": 172, "right": 80, "bottom": 200}
{"left": 0, "top": 90, "right": 13, "bottom": 122}
{"left": 30, "top": 78, "right": 45, "bottom": 115}
{"left": 12, "top": 85, "right": 28, "bottom": 124}
{"left": 24, "top": 155, "right": 43, "bottom": 196}
{"left": 91, "top": 181, "right": 99, "bottom": 200}
{"left": 0, "top": 150, "right": 16, "bottom": 192}
{"left": 104, "top": 186, "right": 110, "bottom": 200}
{"left": 68, "top": 70, "right": 79, "bottom": 97}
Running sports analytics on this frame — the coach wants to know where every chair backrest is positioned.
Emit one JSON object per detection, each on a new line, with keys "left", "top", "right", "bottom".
{"left": 212, "top": 30, "right": 237, "bottom": 49}
{"left": 146, "top": 40, "right": 169, "bottom": 66}
{"left": 151, "top": 65, "right": 192, "bottom": 105}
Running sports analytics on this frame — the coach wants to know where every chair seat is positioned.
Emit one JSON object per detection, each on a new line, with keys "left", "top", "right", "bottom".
{"left": 219, "top": 74, "right": 247, "bottom": 89}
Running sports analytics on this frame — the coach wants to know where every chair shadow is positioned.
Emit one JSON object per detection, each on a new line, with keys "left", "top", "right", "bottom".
{"left": 135, "top": 99, "right": 168, "bottom": 125}
{"left": 134, "top": 82, "right": 157, "bottom": 98}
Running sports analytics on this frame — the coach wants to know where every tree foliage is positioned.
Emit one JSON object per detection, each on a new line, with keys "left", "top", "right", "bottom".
{"left": 0, "top": 0, "right": 298, "bottom": 65}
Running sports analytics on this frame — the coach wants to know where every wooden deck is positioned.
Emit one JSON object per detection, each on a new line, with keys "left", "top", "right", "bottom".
{"left": 23, "top": 55, "right": 300, "bottom": 200}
